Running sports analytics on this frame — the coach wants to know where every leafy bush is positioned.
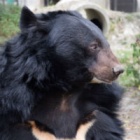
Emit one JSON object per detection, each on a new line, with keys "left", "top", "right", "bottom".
{"left": 119, "top": 35, "right": 140, "bottom": 88}
{"left": 0, "top": 4, "right": 20, "bottom": 39}
{"left": 129, "top": 36, "right": 140, "bottom": 88}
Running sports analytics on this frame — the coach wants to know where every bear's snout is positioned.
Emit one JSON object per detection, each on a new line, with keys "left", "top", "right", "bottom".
{"left": 112, "top": 65, "right": 124, "bottom": 76}
{"left": 89, "top": 47, "right": 124, "bottom": 83}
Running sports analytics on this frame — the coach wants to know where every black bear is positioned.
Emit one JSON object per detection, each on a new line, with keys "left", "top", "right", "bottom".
{"left": 0, "top": 7, "right": 124, "bottom": 140}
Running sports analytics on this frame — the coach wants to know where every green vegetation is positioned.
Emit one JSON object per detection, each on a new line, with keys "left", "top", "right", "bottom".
{"left": 129, "top": 35, "right": 140, "bottom": 88}
{"left": 0, "top": 4, "right": 21, "bottom": 44}
{"left": 118, "top": 35, "right": 140, "bottom": 89}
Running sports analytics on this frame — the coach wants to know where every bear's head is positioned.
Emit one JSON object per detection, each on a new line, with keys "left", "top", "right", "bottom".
{"left": 17, "top": 7, "right": 124, "bottom": 89}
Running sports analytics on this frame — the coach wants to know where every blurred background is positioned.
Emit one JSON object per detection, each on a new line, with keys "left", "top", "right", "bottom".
{"left": 0, "top": 0, "right": 140, "bottom": 139}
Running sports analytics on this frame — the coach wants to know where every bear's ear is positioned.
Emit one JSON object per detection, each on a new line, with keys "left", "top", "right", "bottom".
{"left": 20, "top": 6, "right": 37, "bottom": 30}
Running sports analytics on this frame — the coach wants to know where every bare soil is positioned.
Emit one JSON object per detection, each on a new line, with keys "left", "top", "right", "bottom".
{"left": 119, "top": 88, "right": 140, "bottom": 140}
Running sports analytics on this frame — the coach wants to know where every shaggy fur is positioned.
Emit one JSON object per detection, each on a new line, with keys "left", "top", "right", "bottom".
{"left": 0, "top": 7, "right": 124, "bottom": 140}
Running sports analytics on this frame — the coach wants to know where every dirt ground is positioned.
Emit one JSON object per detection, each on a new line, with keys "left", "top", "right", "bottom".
{"left": 119, "top": 88, "right": 140, "bottom": 140}
{"left": 107, "top": 11, "right": 140, "bottom": 49}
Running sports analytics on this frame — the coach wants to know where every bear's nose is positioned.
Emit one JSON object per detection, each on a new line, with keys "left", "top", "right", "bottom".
{"left": 113, "top": 65, "right": 124, "bottom": 76}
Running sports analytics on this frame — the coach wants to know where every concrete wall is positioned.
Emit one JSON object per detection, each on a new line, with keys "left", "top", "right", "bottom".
{"left": 18, "top": 0, "right": 111, "bottom": 10}
{"left": 58, "top": 0, "right": 110, "bottom": 9}
{"left": 18, "top": 0, "right": 44, "bottom": 10}
{"left": 137, "top": 0, "right": 140, "bottom": 11}
{"left": 18, "top": 0, "right": 140, "bottom": 12}
{"left": 56, "top": 0, "right": 110, "bottom": 35}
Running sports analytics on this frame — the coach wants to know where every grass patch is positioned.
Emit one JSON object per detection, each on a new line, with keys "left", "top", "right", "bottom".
{"left": 116, "top": 36, "right": 140, "bottom": 88}
{"left": 0, "top": 4, "right": 21, "bottom": 44}
{"left": 116, "top": 49, "right": 133, "bottom": 86}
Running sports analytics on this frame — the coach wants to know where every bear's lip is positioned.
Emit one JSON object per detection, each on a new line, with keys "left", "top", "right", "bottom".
{"left": 90, "top": 77, "right": 114, "bottom": 84}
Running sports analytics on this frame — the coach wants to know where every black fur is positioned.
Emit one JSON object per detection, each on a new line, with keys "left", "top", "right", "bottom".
{"left": 31, "top": 83, "right": 124, "bottom": 139}
{"left": 0, "top": 7, "right": 124, "bottom": 140}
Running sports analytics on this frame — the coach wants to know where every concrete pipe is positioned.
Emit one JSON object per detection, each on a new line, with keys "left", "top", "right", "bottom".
{"left": 57, "top": 1, "right": 110, "bottom": 35}
{"left": 72, "top": 4, "right": 109, "bottom": 35}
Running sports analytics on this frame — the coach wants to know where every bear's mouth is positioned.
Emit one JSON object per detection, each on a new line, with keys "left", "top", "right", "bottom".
{"left": 90, "top": 77, "right": 115, "bottom": 84}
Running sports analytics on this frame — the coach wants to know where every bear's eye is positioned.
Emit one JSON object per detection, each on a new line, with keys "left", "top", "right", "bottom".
{"left": 89, "top": 42, "right": 99, "bottom": 51}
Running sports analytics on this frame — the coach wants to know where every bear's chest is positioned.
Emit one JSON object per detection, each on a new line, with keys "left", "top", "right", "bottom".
{"left": 31, "top": 94, "right": 82, "bottom": 138}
